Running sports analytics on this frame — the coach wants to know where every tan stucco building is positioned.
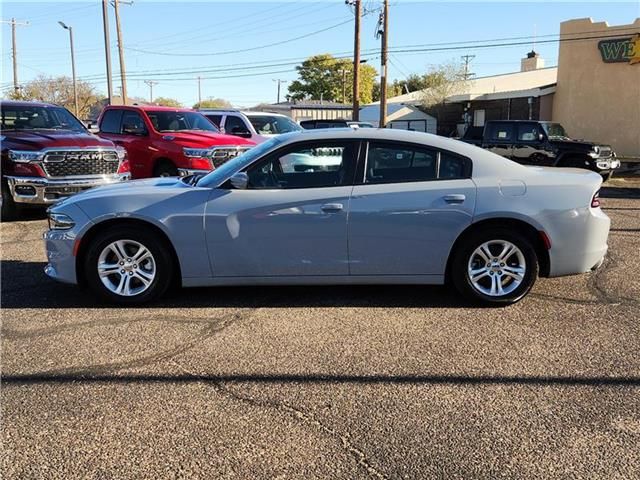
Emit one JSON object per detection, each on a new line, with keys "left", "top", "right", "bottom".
{"left": 553, "top": 18, "right": 640, "bottom": 157}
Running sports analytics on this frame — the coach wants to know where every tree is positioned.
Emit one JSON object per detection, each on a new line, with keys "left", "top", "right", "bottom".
{"left": 288, "top": 54, "right": 377, "bottom": 104}
{"left": 153, "top": 97, "right": 182, "bottom": 107}
{"left": 193, "top": 98, "right": 232, "bottom": 109}
{"left": 420, "top": 61, "right": 471, "bottom": 107}
{"left": 9, "top": 75, "right": 100, "bottom": 119}
{"left": 372, "top": 81, "right": 403, "bottom": 102}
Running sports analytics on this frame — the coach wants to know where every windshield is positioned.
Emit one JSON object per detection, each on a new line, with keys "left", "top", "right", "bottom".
{"left": 146, "top": 110, "right": 219, "bottom": 133}
{"left": 247, "top": 115, "right": 302, "bottom": 135}
{"left": 541, "top": 122, "right": 569, "bottom": 139}
{"left": 0, "top": 105, "right": 86, "bottom": 132}
{"left": 197, "top": 135, "right": 285, "bottom": 188}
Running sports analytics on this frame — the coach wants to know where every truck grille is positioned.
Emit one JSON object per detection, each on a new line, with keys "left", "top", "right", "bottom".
{"left": 598, "top": 146, "right": 612, "bottom": 158}
{"left": 42, "top": 150, "right": 119, "bottom": 177}
{"left": 210, "top": 146, "right": 252, "bottom": 168}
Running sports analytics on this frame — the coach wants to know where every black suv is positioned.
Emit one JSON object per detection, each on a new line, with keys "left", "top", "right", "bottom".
{"left": 462, "top": 120, "right": 620, "bottom": 180}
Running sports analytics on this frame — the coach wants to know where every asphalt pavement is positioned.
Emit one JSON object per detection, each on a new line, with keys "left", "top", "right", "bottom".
{"left": 2, "top": 184, "right": 639, "bottom": 479}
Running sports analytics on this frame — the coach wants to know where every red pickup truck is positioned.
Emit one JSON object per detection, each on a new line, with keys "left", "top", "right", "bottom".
{"left": 1, "top": 100, "right": 130, "bottom": 221}
{"left": 97, "top": 105, "right": 254, "bottom": 179}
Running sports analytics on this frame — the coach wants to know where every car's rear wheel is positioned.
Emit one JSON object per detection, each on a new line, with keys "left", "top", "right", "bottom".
{"left": 451, "top": 228, "right": 538, "bottom": 305}
{"left": 84, "top": 226, "right": 173, "bottom": 304}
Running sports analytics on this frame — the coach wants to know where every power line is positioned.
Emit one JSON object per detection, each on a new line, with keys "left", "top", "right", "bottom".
{"left": 125, "top": 19, "right": 354, "bottom": 57}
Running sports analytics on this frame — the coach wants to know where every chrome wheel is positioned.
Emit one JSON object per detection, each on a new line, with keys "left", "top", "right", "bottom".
{"left": 467, "top": 240, "right": 526, "bottom": 297}
{"left": 97, "top": 239, "right": 156, "bottom": 297}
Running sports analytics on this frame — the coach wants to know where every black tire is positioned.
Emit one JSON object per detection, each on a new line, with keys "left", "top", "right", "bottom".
{"left": 1, "top": 181, "right": 19, "bottom": 222}
{"left": 451, "top": 228, "right": 539, "bottom": 305}
{"left": 601, "top": 171, "right": 613, "bottom": 183}
{"left": 83, "top": 226, "right": 173, "bottom": 305}
{"left": 153, "top": 160, "right": 178, "bottom": 177}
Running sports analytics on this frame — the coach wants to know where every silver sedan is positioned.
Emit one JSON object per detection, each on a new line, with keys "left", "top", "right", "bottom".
{"left": 43, "top": 129, "right": 610, "bottom": 305}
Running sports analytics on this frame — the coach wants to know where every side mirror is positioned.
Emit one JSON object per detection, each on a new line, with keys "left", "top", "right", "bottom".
{"left": 122, "top": 123, "right": 147, "bottom": 135}
{"left": 231, "top": 126, "right": 252, "bottom": 138}
{"left": 229, "top": 172, "right": 248, "bottom": 190}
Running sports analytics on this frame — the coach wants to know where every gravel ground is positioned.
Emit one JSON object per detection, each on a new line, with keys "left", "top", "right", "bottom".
{"left": 2, "top": 186, "right": 639, "bottom": 479}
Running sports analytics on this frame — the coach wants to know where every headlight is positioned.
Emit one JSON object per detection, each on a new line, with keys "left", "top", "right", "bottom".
{"left": 48, "top": 212, "right": 75, "bottom": 230}
{"left": 183, "top": 147, "right": 212, "bottom": 158}
{"left": 588, "top": 146, "right": 601, "bottom": 159}
{"left": 8, "top": 150, "right": 43, "bottom": 163}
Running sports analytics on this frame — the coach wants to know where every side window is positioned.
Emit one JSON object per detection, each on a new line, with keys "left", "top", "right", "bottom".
{"left": 488, "top": 123, "right": 514, "bottom": 142}
{"left": 517, "top": 124, "right": 540, "bottom": 142}
{"left": 245, "top": 141, "right": 357, "bottom": 189}
{"left": 99, "top": 109, "right": 123, "bottom": 134}
{"left": 366, "top": 142, "right": 437, "bottom": 184}
{"left": 205, "top": 114, "right": 222, "bottom": 128}
{"left": 224, "top": 115, "right": 249, "bottom": 133}
{"left": 439, "top": 152, "right": 470, "bottom": 180}
{"left": 121, "top": 111, "right": 146, "bottom": 133}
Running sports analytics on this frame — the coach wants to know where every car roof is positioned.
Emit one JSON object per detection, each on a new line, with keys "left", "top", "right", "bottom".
{"left": 0, "top": 100, "right": 61, "bottom": 108}
{"left": 107, "top": 104, "right": 196, "bottom": 112}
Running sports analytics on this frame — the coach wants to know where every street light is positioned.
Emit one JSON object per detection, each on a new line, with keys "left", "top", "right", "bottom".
{"left": 58, "top": 21, "right": 78, "bottom": 117}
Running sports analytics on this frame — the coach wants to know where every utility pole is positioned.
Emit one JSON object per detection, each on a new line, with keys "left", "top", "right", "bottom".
{"left": 197, "top": 76, "right": 202, "bottom": 106}
{"left": 111, "top": 0, "right": 131, "bottom": 105}
{"left": 347, "top": 0, "right": 361, "bottom": 120}
{"left": 1, "top": 18, "right": 29, "bottom": 95}
{"left": 101, "top": 0, "right": 113, "bottom": 105}
{"left": 58, "top": 22, "right": 78, "bottom": 117}
{"left": 377, "top": 0, "right": 389, "bottom": 128}
{"left": 273, "top": 79, "right": 287, "bottom": 104}
{"left": 461, "top": 54, "right": 475, "bottom": 80}
{"left": 144, "top": 80, "right": 158, "bottom": 103}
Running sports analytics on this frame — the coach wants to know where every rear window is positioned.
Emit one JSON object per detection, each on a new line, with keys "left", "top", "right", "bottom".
{"left": 487, "top": 123, "right": 514, "bottom": 141}
{"left": 204, "top": 114, "right": 222, "bottom": 128}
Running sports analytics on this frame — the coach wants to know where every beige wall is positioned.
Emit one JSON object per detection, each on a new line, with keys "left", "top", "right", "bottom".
{"left": 553, "top": 18, "right": 640, "bottom": 157}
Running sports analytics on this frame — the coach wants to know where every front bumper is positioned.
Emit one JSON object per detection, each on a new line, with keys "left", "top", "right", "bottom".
{"left": 5, "top": 173, "right": 130, "bottom": 205}
{"left": 177, "top": 168, "right": 210, "bottom": 177}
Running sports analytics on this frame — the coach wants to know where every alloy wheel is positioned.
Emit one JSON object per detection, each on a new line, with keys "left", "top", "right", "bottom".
{"left": 97, "top": 239, "right": 156, "bottom": 296}
{"left": 467, "top": 239, "right": 526, "bottom": 297}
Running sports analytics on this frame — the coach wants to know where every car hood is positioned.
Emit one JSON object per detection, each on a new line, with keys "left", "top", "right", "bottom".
{"left": 2, "top": 130, "right": 115, "bottom": 150}
{"left": 548, "top": 138, "right": 609, "bottom": 150}
{"left": 162, "top": 131, "right": 254, "bottom": 147}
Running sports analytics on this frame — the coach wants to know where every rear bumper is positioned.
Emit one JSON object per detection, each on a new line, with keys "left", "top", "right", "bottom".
{"left": 5, "top": 173, "right": 130, "bottom": 205}
{"left": 548, "top": 206, "right": 611, "bottom": 277}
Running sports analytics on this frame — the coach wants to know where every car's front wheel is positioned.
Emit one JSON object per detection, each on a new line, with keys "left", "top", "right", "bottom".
{"left": 84, "top": 226, "right": 173, "bottom": 304}
{"left": 451, "top": 229, "right": 538, "bottom": 305}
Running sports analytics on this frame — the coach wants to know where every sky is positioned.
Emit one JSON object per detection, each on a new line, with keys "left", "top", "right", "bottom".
{"left": 2, "top": 0, "right": 639, "bottom": 108}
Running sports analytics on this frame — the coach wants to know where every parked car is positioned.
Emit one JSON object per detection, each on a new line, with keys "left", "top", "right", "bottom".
{"left": 0, "top": 100, "right": 130, "bottom": 221}
{"left": 461, "top": 120, "right": 620, "bottom": 180}
{"left": 300, "top": 119, "right": 374, "bottom": 129}
{"left": 44, "top": 129, "right": 610, "bottom": 306}
{"left": 97, "top": 105, "right": 254, "bottom": 179}
{"left": 199, "top": 109, "right": 302, "bottom": 144}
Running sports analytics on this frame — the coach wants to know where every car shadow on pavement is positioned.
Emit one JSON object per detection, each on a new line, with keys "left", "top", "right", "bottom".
{"left": 1, "top": 259, "right": 480, "bottom": 309}
{"left": 3, "top": 372, "right": 639, "bottom": 387}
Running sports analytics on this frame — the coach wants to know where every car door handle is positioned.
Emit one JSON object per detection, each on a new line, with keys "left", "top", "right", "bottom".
{"left": 321, "top": 203, "right": 344, "bottom": 212}
{"left": 443, "top": 194, "right": 466, "bottom": 204}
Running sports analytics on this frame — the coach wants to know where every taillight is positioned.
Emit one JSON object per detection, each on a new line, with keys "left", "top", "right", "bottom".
{"left": 117, "top": 159, "right": 130, "bottom": 173}
{"left": 591, "top": 190, "right": 601, "bottom": 208}
{"left": 190, "top": 158, "right": 213, "bottom": 171}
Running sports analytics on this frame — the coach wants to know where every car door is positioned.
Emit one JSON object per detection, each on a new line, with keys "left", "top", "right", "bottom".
{"left": 511, "top": 122, "right": 556, "bottom": 166}
{"left": 117, "top": 110, "right": 152, "bottom": 178}
{"left": 204, "top": 139, "right": 359, "bottom": 277}
{"left": 348, "top": 141, "right": 476, "bottom": 276}
{"left": 484, "top": 122, "right": 514, "bottom": 159}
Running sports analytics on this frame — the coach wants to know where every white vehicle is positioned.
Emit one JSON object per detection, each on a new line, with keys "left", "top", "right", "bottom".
{"left": 199, "top": 110, "right": 302, "bottom": 144}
